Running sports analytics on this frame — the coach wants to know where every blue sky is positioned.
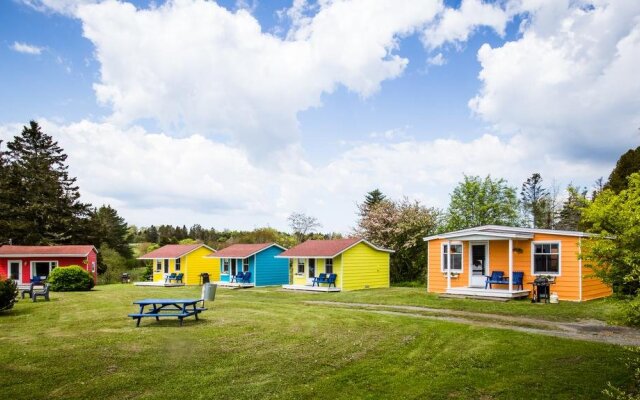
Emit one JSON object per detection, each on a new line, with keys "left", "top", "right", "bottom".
{"left": 1, "top": 0, "right": 639, "bottom": 232}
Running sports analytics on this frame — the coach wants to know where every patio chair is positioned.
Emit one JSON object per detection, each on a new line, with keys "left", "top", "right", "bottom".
{"left": 485, "top": 271, "right": 505, "bottom": 289}
{"left": 21, "top": 283, "right": 36, "bottom": 299}
{"left": 312, "top": 273, "right": 328, "bottom": 287}
{"left": 31, "top": 276, "right": 44, "bottom": 284}
{"left": 165, "top": 273, "right": 177, "bottom": 283}
{"left": 32, "top": 284, "right": 50, "bottom": 302}
{"left": 326, "top": 274, "right": 337, "bottom": 288}
{"left": 232, "top": 271, "right": 245, "bottom": 283}
{"left": 511, "top": 272, "right": 524, "bottom": 290}
{"left": 174, "top": 273, "right": 184, "bottom": 283}
{"left": 240, "top": 271, "right": 251, "bottom": 284}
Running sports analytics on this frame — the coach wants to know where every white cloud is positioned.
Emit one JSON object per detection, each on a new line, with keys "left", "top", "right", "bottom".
{"left": 426, "top": 52, "right": 446, "bottom": 66}
{"left": 10, "top": 41, "right": 44, "bottom": 55}
{"left": 422, "top": 0, "right": 511, "bottom": 49}
{"left": 469, "top": 0, "right": 640, "bottom": 159}
{"left": 74, "top": 0, "right": 442, "bottom": 158}
{"left": 17, "top": 0, "right": 100, "bottom": 15}
{"left": 0, "top": 121, "right": 612, "bottom": 232}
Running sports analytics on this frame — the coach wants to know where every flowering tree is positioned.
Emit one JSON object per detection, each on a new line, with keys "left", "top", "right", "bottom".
{"left": 355, "top": 197, "right": 441, "bottom": 283}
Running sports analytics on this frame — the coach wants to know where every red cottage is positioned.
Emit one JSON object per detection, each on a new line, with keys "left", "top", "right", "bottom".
{"left": 0, "top": 245, "right": 98, "bottom": 284}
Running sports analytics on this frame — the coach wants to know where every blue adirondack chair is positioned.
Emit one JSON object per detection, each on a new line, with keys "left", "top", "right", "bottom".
{"left": 511, "top": 272, "right": 524, "bottom": 290}
{"left": 240, "top": 271, "right": 252, "bottom": 283}
{"left": 165, "top": 273, "right": 177, "bottom": 283}
{"left": 325, "top": 273, "right": 337, "bottom": 288}
{"left": 232, "top": 271, "right": 245, "bottom": 283}
{"left": 485, "top": 271, "right": 505, "bottom": 289}
{"left": 174, "top": 273, "right": 184, "bottom": 283}
{"left": 312, "top": 273, "right": 328, "bottom": 287}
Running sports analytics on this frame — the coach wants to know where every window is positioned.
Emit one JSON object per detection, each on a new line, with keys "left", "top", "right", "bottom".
{"left": 243, "top": 258, "right": 249, "bottom": 272}
{"left": 175, "top": 258, "right": 181, "bottom": 271}
{"left": 222, "top": 259, "right": 230, "bottom": 274}
{"left": 441, "top": 243, "right": 463, "bottom": 272}
{"left": 9, "top": 260, "right": 20, "bottom": 281}
{"left": 533, "top": 242, "right": 560, "bottom": 275}
{"left": 163, "top": 259, "right": 169, "bottom": 273}
{"left": 31, "top": 261, "right": 57, "bottom": 278}
{"left": 91, "top": 262, "right": 96, "bottom": 273}
{"left": 297, "top": 259, "right": 305, "bottom": 274}
{"left": 325, "top": 258, "right": 333, "bottom": 274}
{"left": 156, "top": 260, "right": 162, "bottom": 272}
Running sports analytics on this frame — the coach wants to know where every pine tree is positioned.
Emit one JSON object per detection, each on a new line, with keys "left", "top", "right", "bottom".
{"left": 606, "top": 146, "right": 640, "bottom": 193}
{"left": 556, "top": 184, "right": 589, "bottom": 231}
{"left": 520, "top": 173, "right": 550, "bottom": 228}
{"left": 88, "top": 205, "right": 133, "bottom": 258}
{"left": 0, "top": 141, "right": 13, "bottom": 244}
{"left": 3, "top": 121, "right": 90, "bottom": 244}
{"left": 359, "top": 189, "right": 387, "bottom": 217}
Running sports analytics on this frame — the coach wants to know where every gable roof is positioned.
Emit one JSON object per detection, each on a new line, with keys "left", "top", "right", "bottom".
{"left": 423, "top": 225, "right": 594, "bottom": 241}
{"left": 205, "top": 243, "right": 286, "bottom": 259}
{"left": 0, "top": 245, "right": 97, "bottom": 257}
{"left": 278, "top": 238, "right": 393, "bottom": 258}
{"left": 138, "top": 244, "right": 215, "bottom": 259}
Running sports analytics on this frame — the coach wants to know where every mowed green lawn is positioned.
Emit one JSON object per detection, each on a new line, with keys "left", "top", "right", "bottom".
{"left": 0, "top": 285, "right": 632, "bottom": 399}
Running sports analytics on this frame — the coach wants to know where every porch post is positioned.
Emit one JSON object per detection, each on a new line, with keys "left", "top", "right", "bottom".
{"left": 508, "top": 239, "right": 513, "bottom": 292}
{"left": 447, "top": 240, "right": 452, "bottom": 290}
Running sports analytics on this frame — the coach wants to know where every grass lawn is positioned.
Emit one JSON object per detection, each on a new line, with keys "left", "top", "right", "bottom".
{"left": 0, "top": 285, "right": 632, "bottom": 399}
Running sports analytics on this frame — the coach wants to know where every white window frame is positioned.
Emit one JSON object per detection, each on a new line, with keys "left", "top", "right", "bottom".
{"left": 531, "top": 241, "right": 562, "bottom": 276}
{"left": 440, "top": 242, "right": 463, "bottom": 273}
{"left": 30, "top": 260, "right": 58, "bottom": 278}
{"left": 325, "top": 258, "right": 333, "bottom": 274}
{"left": 175, "top": 257, "right": 181, "bottom": 271}
{"left": 8, "top": 260, "right": 21, "bottom": 282}
{"left": 222, "top": 259, "right": 230, "bottom": 274}
{"left": 296, "top": 259, "right": 305, "bottom": 275}
{"left": 242, "top": 258, "right": 249, "bottom": 272}
{"left": 155, "top": 260, "right": 162, "bottom": 272}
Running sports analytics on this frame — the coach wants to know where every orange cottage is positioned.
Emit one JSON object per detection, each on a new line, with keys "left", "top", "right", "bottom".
{"left": 424, "top": 225, "right": 612, "bottom": 301}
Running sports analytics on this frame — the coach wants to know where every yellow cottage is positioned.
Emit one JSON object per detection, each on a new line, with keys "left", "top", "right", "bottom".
{"left": 278, "top": 238, "right": 393, "bottom": 292}
{"left": 138, "top": 244, "right": 220, "bottom": 285}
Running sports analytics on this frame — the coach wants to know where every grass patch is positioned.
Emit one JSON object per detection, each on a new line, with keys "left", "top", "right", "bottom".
{"left": 0, "top": 285, "right": 632, "bottom": 399}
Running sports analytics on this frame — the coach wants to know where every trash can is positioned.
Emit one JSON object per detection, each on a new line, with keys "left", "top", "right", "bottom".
{"left": 200, "top": 272, "right": 210, "bottom": 285}
{"left": 201, "top": 283, "right": 217, "bottom": 301}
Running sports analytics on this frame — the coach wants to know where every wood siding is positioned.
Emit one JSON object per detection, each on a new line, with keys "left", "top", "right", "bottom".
{"left": 341, "top": 243, "right": 390, "bottom": 291}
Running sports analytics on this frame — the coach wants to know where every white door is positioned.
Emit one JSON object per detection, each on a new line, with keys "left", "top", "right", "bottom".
{"left": 8, "top": 260, "right": 21, "bottom": 283}
{"left": 469, "top": 243, "right": 488, "bottom": 287}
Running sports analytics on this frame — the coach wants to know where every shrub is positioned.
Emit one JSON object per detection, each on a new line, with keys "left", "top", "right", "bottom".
{"left": 604, "top": 346, "right": 640, "bottom": 399}
{"left": 0, "top": 277, "right": 18, "bottom": 311}
{"left": 621, "top": 296, "right": 640, "bottom": 327}
{"left": 48, "top": 266, "right": 95, "bottom": 292}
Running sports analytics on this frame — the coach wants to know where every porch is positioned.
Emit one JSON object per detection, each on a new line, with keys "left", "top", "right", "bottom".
{"left": 213, "top": 281, "right": 255, "bottom": 289}
{"left": 444, "top": 287, "right": 531, "bottom": 300}
{"left": 133, "top": 281, "right": 185, "bottom": 287}
{"left": 281, "top": 284, "right": 341, "bottom": 292}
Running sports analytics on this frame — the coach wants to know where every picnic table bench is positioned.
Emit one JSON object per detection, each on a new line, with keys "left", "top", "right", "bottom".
{"left": 128, "top": 298, "right": 206, "bottom": 327}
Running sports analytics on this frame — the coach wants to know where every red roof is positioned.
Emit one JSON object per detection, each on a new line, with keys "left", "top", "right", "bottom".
{"left": 138, "top": 244, "right": 213, "bottom": 259}
{"left": 206, "top": 243, "right": 284, "bottom": 258}
{"left": 0, "top": 245, "right": 96, "bottom": 257}
{"left": 278, "top": 238, "right": 392, "bottom": 258}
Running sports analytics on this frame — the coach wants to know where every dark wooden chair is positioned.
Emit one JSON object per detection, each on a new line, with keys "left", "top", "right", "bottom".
{"left": 32, "top": 284, "right": 50, "bottom": 302}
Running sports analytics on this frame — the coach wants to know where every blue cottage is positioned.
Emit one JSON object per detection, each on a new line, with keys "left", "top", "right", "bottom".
{"left": 206, "top": 243, "right": 288, "bottom": 286}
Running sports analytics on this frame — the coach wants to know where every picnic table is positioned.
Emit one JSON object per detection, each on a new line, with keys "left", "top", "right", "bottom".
{"left": 128, "top": 298, "right": 206, "bottom": 327}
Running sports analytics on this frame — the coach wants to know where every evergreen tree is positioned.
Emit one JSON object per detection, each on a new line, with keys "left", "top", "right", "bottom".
{"left": 520, "top": 173, "right": 551, "bottom": 228}
{"left": 0, "top": 141, "right": 13, "bottom": 244}
{"left": 556, "top": 184, "right": 589, "bottom": 231}
{"left": 2, "top": 121, "right": 90, "bottom": 244}
{"left": 605, "top": 145, "right": 640, "bottom": 193}
{"left": 362, "top": 189, "right": 386, "bottom": 214}
{"left": 88, "top": 205, "right": 133, "bottom": 258}
{"left": 145, "top": 225, "right": 159, "bottom": 243}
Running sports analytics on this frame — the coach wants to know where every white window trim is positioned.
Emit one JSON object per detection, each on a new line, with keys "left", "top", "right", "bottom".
{"left": 325, "top": 258, "right": 333, "bottom": 274}
{"left": 440, "top": 242, "right": 463, "bottom": 273}
{"left": 222, "top": 259, "right": 230, "bottom": 274}
{"left": 531, "top": 241, "right": 562, "bottom": 276}
{"left": 155, "top": 259, "right": 162, "bottom": 272}
{"left": 175, "top": 257, "right": 181, "bottom": 271}
{"left": 8, "top": 259, "right": 21, "bottom": 282}
{"left": 296, "top": 259, "right": 305, "bottom": 275}
{"left": 30, "top": 260, "right": 58, "bottom": 278}
{"left": 242, "top": 258, "right": 249, "bottom": 272}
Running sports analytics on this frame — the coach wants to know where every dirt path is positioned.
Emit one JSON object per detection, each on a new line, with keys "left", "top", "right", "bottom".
{"left": 305, "top": 301, "right": 640, "bottom": 346}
